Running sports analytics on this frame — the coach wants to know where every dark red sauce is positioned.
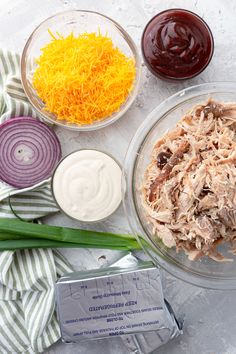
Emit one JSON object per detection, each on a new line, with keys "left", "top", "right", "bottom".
{"left": 141, "top": 9, "right": 214, "bottom": 80}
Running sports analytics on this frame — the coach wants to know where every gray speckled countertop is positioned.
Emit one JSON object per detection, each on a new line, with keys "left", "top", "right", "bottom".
{"left": 1, "top": 0, "right": 236, "bottom": 353}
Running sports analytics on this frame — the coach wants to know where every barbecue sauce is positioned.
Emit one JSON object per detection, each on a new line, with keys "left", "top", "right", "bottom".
{"left": 142, "top": 9, "right": 214, "bottom": 80}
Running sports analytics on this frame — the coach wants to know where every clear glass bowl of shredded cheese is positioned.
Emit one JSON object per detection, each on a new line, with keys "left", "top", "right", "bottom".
{"left": 21, "top": 10, "right": 141, "bottom": 131}
{"left": 123, "top": 82, "right": 236, "bottom": 290}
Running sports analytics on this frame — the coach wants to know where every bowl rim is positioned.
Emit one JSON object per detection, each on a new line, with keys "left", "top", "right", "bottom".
{"left": 21, "top": 9, "right": 141, "bottom": 131}
{"left": 123, "top": 81, "right": 236, "bottom": 290}
{"left": 51, "top": 148, "right": 122, "bottom": 223}
{"left": 141, "top": 8, "right": 214, "bottom": 81}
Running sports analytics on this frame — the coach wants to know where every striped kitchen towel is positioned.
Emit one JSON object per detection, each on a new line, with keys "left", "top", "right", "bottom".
{"left": 0, "top": 48, "right": 58, "bottom": 219}
{"left": 0, "top": 49, "right": 73, "bottom": 353}
{"left": 0, "top": 249, "right": 73, "bottom": 354}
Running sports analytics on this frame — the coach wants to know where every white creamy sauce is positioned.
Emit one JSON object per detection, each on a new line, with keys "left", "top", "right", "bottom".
{"left": 52, "top": 150, "right": 122, "bottom": 222}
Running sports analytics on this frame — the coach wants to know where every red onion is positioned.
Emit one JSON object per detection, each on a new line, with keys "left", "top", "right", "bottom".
{"left": 0, "top": 117, "right": 61, "bottom": 188}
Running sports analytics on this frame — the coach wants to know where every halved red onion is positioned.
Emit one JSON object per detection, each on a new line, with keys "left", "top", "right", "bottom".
{"left": 0, "top": 117, "right": 61, "bottom": 188}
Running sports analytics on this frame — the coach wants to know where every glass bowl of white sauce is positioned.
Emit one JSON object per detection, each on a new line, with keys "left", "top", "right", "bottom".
{"left": 51, "top": 149, "right": 122, "bottom": 222}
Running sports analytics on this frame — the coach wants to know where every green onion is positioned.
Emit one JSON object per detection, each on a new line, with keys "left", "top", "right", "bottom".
{"left": 0, "top": 218, "right": 141, "bottom": 251}
{"left": 0, "top": 239, "right": 137, "bottom": 251}
{"left": 0, "top": 239, "right": 81, "bottom": 250}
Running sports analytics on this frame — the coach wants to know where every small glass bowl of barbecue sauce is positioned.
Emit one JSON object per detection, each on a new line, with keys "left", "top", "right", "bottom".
{"left": 141, "top": 9, "right": 214, "bottom": 80}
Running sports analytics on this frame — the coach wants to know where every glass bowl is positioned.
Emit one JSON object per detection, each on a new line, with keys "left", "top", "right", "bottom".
{"left": 51, "top": 149, "right": 122, "bottom": 223}
{"left": 141, "top": 9, "right": 214, "bottom": 81}
{"left": 123, "top": 82, "right": 236, "bottom": 290}
{"left": 21, "top": 10, "right": 141, "bottom": 131}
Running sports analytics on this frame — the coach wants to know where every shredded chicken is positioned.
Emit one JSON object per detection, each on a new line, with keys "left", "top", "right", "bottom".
{"left": 142, "top": 99, "right": 236, "bottom": 261}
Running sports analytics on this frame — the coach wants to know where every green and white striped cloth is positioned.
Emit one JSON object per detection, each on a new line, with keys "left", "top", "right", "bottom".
{"left": 0, "top": 49, "right": 73, "bottom": 353}
{"left": 0, "top": 249, "right": 72, "bottom": 354}
{"left": 0, "top": 49, "right": 59, "bottom": 219}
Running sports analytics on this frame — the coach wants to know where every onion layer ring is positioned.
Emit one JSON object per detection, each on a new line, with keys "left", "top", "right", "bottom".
{"left": 0, "top": 117, "right": 61, "bottom": 188}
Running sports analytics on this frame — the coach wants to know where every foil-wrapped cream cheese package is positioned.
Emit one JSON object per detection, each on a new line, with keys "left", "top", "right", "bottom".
{"left": 55, "top": 258, "right": 182, "bottom": 348}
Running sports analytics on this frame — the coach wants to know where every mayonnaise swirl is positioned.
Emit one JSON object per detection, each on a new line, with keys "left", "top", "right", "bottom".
{"left": 52, "top": 150, "right": 122, "bottom": 222}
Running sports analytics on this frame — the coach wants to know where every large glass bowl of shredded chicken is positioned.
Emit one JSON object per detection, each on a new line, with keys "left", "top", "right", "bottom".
{"left": 123, "top": 82, "right": 236, "bottom": 289}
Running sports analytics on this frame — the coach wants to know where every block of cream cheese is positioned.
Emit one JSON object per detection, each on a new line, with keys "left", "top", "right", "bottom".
{"left": 55, "top": 260, "right": 182, "bottom": 344}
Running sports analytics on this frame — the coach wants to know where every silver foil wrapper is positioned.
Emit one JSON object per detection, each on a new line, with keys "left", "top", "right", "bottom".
{"left": 55, "top": 254, "right": 182, "bottom": 352}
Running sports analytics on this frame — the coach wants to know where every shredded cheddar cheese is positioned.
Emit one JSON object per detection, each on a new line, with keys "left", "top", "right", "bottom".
{"left": 32, "top": 31, "right": 136, "bottom": 125}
